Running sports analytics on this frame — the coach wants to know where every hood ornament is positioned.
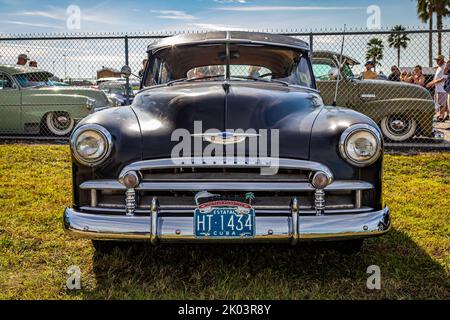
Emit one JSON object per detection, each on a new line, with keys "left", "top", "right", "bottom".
{"left": 192, "top": 131, "right": 260, "bottom": 145}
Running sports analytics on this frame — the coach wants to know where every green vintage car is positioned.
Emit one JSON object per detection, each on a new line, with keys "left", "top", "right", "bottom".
{"left": 312, "top": 51, "right": 436, "bottom": 142}
{"left": 0, "top": 65, "right": 111, "bottom": 136}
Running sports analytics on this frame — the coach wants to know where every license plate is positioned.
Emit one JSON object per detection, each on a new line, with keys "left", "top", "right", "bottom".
{"left": 194, "top": 200, "right": 255, "bottom": 238}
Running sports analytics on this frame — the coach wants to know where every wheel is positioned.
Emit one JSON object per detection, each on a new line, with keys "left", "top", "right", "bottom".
{"left": 380, "top": 115, "right": 417, "bottom": 142}
{"left": 45, "top": 112, "right": 75, "bottom": 136}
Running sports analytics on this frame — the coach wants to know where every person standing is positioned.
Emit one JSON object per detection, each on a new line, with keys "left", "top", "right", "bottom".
{"left": 361, "top": 61, "right": 378, "bottom": 80}
{"left": 16, "top": 54, "right": 29, "bottom": 66}
{"left": 426, "top": 55, "right": 448, "bottom": 122}
{"left": 412, "top": 65, "right": 426, "bottom": 87}
{"left": 444, "top": 59, "right": 450, "bottom": 117}
{"left": 388, "top": 65, "right": 401, "bottom": 81}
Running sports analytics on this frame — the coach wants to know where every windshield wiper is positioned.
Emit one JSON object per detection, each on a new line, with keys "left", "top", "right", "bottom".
{"left": 167, "top": 75, "right": 225, "bottom": 86}
{"left": 230, "top": 76, "right": 290, "bottom": 86}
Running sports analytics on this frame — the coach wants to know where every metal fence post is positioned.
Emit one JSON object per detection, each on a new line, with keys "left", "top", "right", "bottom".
{"left": 309, "top": 32, "right": 314, "bottom": 53}
{"left": 125, "top": 34, "right": 130, "bottom": 105}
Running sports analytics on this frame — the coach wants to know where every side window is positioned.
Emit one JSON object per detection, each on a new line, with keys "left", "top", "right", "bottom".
{"left": 144, "top": 57, "right": 159, "bottom": 87}
{"left": 312, "top": 60, "right": 339, "bottom": 81}
{"left": 296, "top": 58, "right": 313, "bottom": 87}
{"left": 0, "top": 72, "right": 14, "bottom": 90}
{"left": 158, "top": 62, "right": 170, "bottom": 84}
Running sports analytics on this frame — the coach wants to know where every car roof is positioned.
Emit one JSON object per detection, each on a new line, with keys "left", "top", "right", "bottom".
{"left": 0, "top": 64, "right": 53, "bottom": 76}
{"left": 312, "top": 51, "right": 360, "bottom": 66}
{"left": 147, "top": 31, "right": 310, "bottom": 52}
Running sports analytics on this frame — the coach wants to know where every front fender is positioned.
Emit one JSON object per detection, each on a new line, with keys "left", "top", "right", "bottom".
{"left": 309, "top": 106, "right": 383, "bottom": 210}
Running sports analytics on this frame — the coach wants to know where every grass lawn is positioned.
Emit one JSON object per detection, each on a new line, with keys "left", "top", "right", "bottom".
{"left": 0, "top": 145, "right": 449, "bottom": 300}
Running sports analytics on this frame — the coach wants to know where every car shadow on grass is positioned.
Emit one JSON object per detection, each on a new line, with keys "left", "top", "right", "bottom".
{"left": 87, "top": 228, "right": 449, "bottom": 299}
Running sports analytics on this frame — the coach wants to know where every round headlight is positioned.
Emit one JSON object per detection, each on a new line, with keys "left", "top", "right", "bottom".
{"left": 339, "top": 124, "right": 382, "bottom": 167}
{"left": 71, "top": 124, "right": 112, "bottom": 166}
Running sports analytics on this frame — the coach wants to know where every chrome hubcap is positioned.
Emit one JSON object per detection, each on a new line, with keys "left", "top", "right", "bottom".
{"left": 390, "top": 120, "right": 405, "bottom": 132}
{"left": 52, "top": 114, "right": 71, "bottom": 130}
{"left": 388, "top": 117, "right": 410, "bottom": 135}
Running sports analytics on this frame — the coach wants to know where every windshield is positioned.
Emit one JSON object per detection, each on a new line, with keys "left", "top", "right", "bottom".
{"left": 14, "top": 72, "right": 52, "bottom": 88}
{"left": 312, "top": 59, "right": 354, "bottom": 81}
{"left": 144, "top": 43, "right": 314, "bottom": 88}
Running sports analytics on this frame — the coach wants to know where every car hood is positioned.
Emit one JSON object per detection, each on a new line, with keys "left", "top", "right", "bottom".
{"left": 21, "top": 86, "right": 110, "bottom": 107}
{"left": 356, "top": 79, "right": 433, "bottom": 101}
{"left": 131, "top": 81, "right": 324, "bottom": 160}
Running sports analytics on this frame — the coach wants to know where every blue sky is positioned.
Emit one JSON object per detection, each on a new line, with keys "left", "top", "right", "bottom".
{"left": 0, "top": 0, "right": 439, "bottom": 34}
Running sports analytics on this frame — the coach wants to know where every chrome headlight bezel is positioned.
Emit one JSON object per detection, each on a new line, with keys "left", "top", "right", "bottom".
{"left": 339, "top": 124, "right": 382, "bottom": 167}
{"left": 70, "top": 124, "right": 112, "bottom": 167}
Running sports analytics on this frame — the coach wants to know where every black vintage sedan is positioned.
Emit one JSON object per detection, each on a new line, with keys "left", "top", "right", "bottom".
{"left": 64, "top": 31, "right": 390, "bottom": 251}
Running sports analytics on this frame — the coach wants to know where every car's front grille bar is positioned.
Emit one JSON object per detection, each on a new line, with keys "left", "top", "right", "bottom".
{"left": 118, "top": 157, "right": 334, "bottom": 181}
{"left": 80, "top": 158, "right": 374, "bottom": 217}
{"left": 80, "top": 180, "right": 374, "bottom": 192}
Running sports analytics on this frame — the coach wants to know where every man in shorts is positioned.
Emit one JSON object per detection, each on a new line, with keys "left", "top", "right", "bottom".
{"left": 427, "top": 55, "right": 448, "bottom": 122}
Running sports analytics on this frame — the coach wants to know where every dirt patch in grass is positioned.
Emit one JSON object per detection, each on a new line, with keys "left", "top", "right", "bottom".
{"left": 0, "top": 146, "right": 449, "bottom": 299}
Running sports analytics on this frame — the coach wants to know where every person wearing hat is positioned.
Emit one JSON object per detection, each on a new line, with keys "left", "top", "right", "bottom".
{"left": 17, "top": 54, "right": 29, "bottom": 66}
{"left": 361, "top": 61, "right": 378, "bottom": 80}
{"left": 426, "top": 54, "right": 448, "bottom": 122}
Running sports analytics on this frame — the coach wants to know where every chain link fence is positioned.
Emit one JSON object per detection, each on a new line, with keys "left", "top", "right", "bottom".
{"left": 0, "top": 28, "right": 449, "bottom": 148}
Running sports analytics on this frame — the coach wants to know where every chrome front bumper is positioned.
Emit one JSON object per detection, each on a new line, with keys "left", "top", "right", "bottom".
{"left": 63, "top": 206, "right": 390, "bottom": 244}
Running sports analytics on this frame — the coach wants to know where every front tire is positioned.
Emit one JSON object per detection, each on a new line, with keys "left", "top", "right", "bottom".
{"left": 380, "top": 115, "right": 417, "bottom": 142}
{"left": 45, "top": 112, "right": 75, "bottom": 136}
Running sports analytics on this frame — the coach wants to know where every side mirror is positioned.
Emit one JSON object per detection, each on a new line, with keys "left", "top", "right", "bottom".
{"left": 120, "top": 65, "right": 132, "bottom": 78}
{"left": 328, "top": 67, "right": 340, "bottom": 80}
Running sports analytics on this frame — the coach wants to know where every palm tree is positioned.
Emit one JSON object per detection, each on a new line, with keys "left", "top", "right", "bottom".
{"left": 388, "top": 25, "right": 411, "bottom": 67}
{"left": 417, "top": 0, "right": 434, "bottom": 67}
{"left": 434, "top": 0, "right": 450, "bottom": 55}
{"left": 416, "top": 0, "right": 450, "bottom": 66}
{"left": 366, "top": 38, "right": 384, "bottom": 72}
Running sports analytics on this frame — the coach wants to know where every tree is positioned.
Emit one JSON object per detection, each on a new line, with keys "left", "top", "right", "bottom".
{"left": 388, "top": 25, "right": 411, "bottom": 67}
{"left": 416, "top": 0, "right": 450, "bottom": 66}
{"left": 417, "top": 0, "right": 434, "bottom": 66}
{"left": 434, "top": 0, "right": 450, "bottom": 55}
{"left": 366, "top": 38, "right": 384, "bottom": 72}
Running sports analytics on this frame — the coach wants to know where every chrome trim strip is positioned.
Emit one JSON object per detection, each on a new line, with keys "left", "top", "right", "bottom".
{"left": 355, "top": 190, "right": 362, "bottom": 209}
{"left": 90, "top": 189, "right": 97, "bottom": 207}
{"left": 80, "top": 206, "right": 373, "bottom": 215}
{"left": 63, "top": 208, "right": 151, "bottom": 239}
{"left": 291, "top": 198, "right": 299, "bottom": 246}
{"left": 148, "top": 38, "right": 310, "bottom": 54}
{"left": 150, "top": 197, "right": 159, "bottom": 245}
{"left": 118, "top": 157, "right": 334, "bottom": 181}
{"left": 298, "top": 207, "right": 390, "bottom": 240}
{"left": 80, "top": 180, "right": 373, "bottom": 192}
{"left": 63, "top": 207, "right": 390, "bottom": 242}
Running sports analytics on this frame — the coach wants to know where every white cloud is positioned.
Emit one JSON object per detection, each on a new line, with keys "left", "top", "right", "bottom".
{"left": 215, "top": 6, "right": 364, "bottom": 12}
{"left": 2, "top": 20, "right": 64, "bottom": 29}
{"left": 14, "top": 7, "right": 119, "bottom": 27}
{"left": 152, "top": 10, "right": 197, "bottom": 20}
{"left": 19, "top": 11, "right": 65, "bottom": 21}
{"left": 214, "top": 0, "right": 248, "bottom": 3}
